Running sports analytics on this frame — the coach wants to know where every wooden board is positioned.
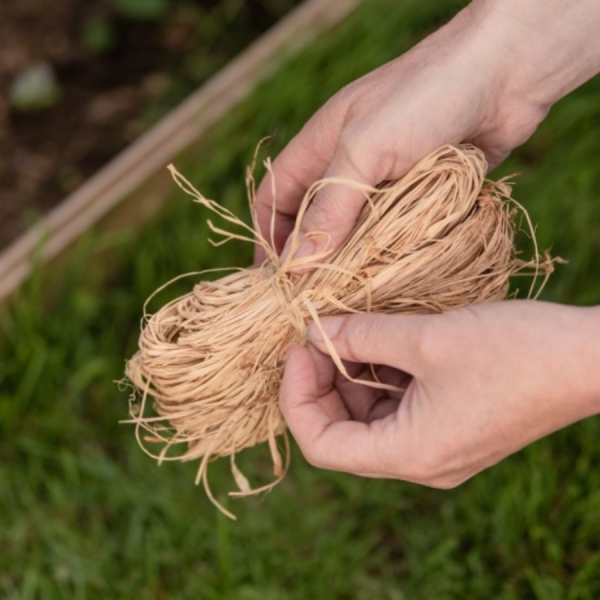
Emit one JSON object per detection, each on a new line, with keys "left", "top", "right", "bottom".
{"left": 0, "top": 0, "right": 360, "bottom": 301}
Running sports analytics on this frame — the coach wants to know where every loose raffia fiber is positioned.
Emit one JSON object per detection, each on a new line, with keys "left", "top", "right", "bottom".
{"left": 124, "top": 144, "right": 553, "bottom": 519}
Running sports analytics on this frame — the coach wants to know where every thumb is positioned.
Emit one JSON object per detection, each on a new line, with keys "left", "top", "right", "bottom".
{"left": 308, "top": 313, "right": 428, "bottom": 374}
{"left": 283, "top": 141, "right": 386, "bottom": 262}
{"left": 280, "top": 344, "right": 399, "bottom": 475}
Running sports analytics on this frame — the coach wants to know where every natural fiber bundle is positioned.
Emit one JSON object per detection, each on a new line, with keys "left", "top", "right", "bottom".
{"left": 125, "top": 144, "right": 550, "bottom": 518}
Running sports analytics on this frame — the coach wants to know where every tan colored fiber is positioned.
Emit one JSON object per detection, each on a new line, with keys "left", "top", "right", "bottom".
{"left": 124, "top": 144, "right": 553, "bottom": 519}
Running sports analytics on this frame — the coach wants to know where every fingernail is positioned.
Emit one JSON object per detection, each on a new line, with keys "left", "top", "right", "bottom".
{"left": 308, "top": 316, "right": 345, "bottom": 343}
{"left": 281, "top": 233, "right": 315, "bottom": 262}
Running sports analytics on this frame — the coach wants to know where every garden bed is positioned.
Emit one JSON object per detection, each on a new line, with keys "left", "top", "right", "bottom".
{"left": 0, "top": 0, "right": 357, "bottom": 301}
{"left": 0, "top": 0, "right": 301, "bottom": 251}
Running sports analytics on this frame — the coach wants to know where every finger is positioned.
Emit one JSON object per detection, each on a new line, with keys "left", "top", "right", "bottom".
{"left": 280, "top": 345, "right": 399, "bottom": 475}
{"left": 308, "top": 313, "right": 430, "bottom": 375}
{"left": 368, "top": 398, "right": 401, "bottom": 422}
{"left": 336, "top": 379, "right": 399, "bottom": 423}
{"left": 305, "top": 343, "right": 336, "bottom": 396}
{"left": 309, "top": 351, "right": 390, "bottom": 418}
{"left": 335, "top": 364, "right": 406, "bottom": 422}
{"left": 283, "top": 139, "right": 388, "bottom": 262}
{"left": 336, "top": 372, "right": 386, "bottom": 421}
{"left": 373, "top": 364, "right": 412, "bottom": 401}
{"left": 288, "top": 344, "right": 350, "bottom": 422}
{"left": 254, "top": 108, "right": 343, "bottom": 262}
{"left": 337, "top": 363, "right": 411, "bottom": 397}
{"left": 305, "top": 344, "right": 351, "bottom": 421}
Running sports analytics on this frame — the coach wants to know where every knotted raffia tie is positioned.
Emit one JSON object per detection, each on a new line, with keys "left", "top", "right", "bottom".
{"left": 124, "top": 144, "right": 555, "bottom": 519}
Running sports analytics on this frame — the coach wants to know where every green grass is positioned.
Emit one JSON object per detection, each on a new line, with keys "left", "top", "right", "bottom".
{"left": 2, "top": 0, "right": 600, "bottom": 598}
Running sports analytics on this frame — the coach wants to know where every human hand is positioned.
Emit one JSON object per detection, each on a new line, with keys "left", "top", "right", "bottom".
{"left": 254, "top": 2, "right": 548, "bottom": 263}
{"left": 254, "top": 0, "right": 600, "bottom": 264}
{"left": 280, "top": 301, "right": 600, "bottom": 486}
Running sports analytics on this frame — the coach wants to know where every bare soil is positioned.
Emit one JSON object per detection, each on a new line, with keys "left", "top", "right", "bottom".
{"left": 0, "top": 0, "right": 299, "bottom": 250}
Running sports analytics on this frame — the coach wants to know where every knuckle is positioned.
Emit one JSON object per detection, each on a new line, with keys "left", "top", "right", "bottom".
{"left": 306, "top": 190, "right": 347, "bottom": 232}
{"left": 310, "top": 86, "right": 355, "bottom": 144}
{"left": 332, "top": 84, "right": 357, "bottom": 110}
{"left": 408, "top": 446, "right": 469, "bottom": 490}
{"left": 344, "top": 315, "right": 378, "bottom": 362}
{"left": 413, "top": 308, "right": 482, "bottom": 369}
{"left": 302, "top": 116, "right": 337, "bottom": 162}
{"left": 336, "top": 132, "right": 375, "bottom": 177}
{"left": 411, "top": 315, "right": 448, "bottom": 367}
{"left": 301, "top": 445, "right": 324, "bottom": 469}
{"left": 330, "top": 79, "right": 364, "bottom": 117}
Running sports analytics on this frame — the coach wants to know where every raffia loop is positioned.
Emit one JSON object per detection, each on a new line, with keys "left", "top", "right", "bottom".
{"left": 124, "top": 144, "right": 556, "bottom": 519}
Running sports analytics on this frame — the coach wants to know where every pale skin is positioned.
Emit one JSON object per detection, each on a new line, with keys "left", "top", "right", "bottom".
{"left": 255, "top": 0, "right": 600, "bottom": 486}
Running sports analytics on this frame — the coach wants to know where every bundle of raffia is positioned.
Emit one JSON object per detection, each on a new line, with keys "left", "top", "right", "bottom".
{"left": 125, "top": 144, "right": 552, "bottom": 519}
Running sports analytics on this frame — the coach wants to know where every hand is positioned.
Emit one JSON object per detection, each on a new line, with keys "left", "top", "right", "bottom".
{"left": 254, "top": 1, "right": 548, "bottom": 263}
{"left": 254, "top": 0, "right": 600, "bottom": 264}
{"left": 280, "top": 301, "right": 600, "bottom": 487}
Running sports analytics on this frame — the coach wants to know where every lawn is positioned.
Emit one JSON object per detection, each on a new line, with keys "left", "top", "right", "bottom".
{"left": 1, "top": 0, "right": 600, "bottom": 598}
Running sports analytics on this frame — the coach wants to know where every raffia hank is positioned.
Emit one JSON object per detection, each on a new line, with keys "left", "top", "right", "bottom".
{"left": 124, "top": 144, "right": 555, "bottom": 519}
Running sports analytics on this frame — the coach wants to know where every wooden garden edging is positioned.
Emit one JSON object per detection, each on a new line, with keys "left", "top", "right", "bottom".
{"left": 0, "top": 0, "right": 360, "bottom": 301}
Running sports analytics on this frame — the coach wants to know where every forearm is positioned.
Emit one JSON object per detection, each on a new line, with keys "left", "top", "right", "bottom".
{"left": 471, "top": 0, "right": 600, "bottom": 108}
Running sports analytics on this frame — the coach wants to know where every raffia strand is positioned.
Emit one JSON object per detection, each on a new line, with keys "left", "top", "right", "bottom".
{"left": 124, "top": 144, "right": 556, "bottom": 519}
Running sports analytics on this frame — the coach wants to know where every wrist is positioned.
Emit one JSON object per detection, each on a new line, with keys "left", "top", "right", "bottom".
{"left": 473, "top": 0, "right": 600, "bottom": 109}
{"left": 430, "top": 1, "right": 552, "bottom": 152}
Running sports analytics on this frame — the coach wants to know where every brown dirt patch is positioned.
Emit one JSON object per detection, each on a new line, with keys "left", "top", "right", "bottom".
{"left": 0, "top": 0, "right": 299, "bottom": 250}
